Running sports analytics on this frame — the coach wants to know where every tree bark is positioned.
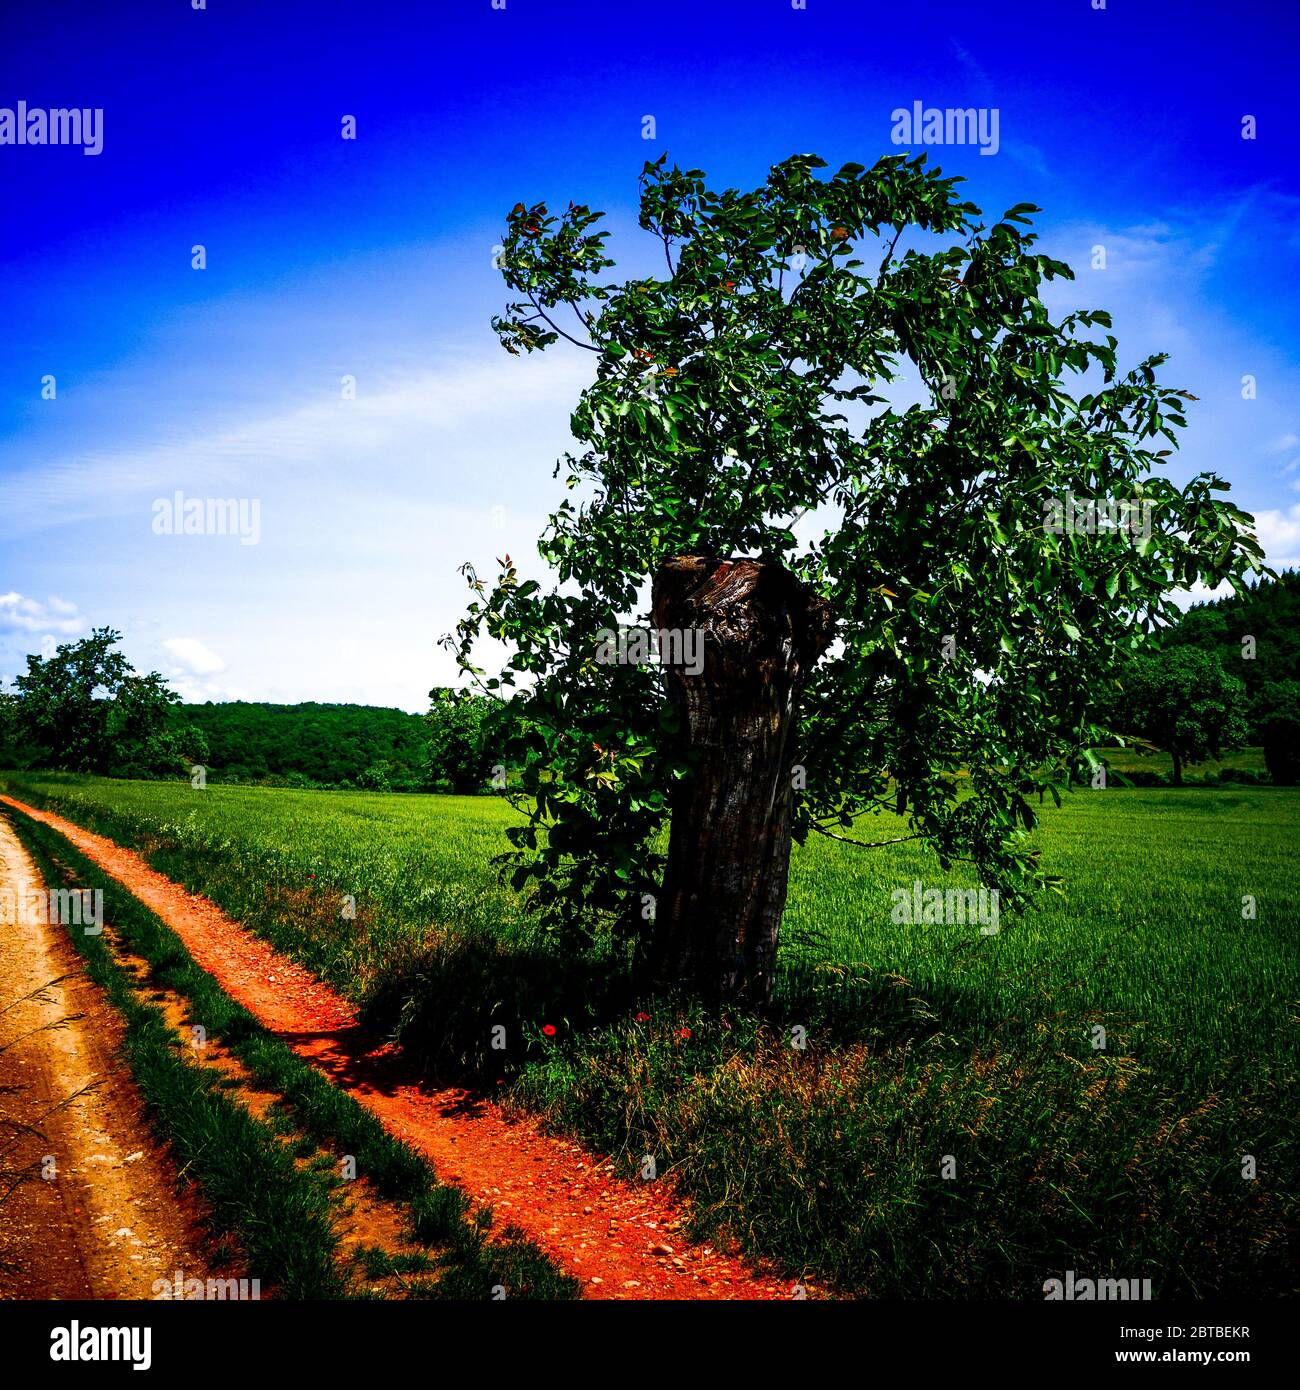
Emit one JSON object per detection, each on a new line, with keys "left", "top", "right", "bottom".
{"left": 1171, "top": 749, "right": 1183, "bottom": 786}
{"left": 646, "top": 556, "right": 834, "bottom": 1004}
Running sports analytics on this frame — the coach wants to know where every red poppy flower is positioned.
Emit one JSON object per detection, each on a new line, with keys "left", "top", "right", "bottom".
{"left": 679, "top": 1027, "right": 692, "bottom": 1039}
{"left": 542, "top": 1023, "right": 556, "bottom": 1037}
{"left": 636, "top": 1011, "right": 651, "bottom": 1022}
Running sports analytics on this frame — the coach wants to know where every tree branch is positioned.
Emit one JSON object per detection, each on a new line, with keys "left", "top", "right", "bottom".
{"left": 526, "top": 294, "right": 601, "bottom": 353}
{"left": 811, "top": 823, "right": 922, "bottom": 849}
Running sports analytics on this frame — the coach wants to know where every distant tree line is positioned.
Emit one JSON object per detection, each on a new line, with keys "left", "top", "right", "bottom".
{"left": 1108, "top": 570, "right": 1299, "bottom": 784}
{"left": 171, "top": 700, "right": 432, "bottom": 789}
{"left": 3, "top": 580, "right": 1295, "bottom": 789}
{"left": 0, "top": 631, "right": 502, "bottom": 792}
{"left": 168, "top": 692, "right": 502, "bottom": 792}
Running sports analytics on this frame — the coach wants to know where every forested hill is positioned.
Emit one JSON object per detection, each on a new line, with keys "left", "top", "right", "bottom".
{"left": 169, "top": 701, "right": 427, "bottom": 788}
{"left": 1163, "top": 569, "right": 1299, "bottom": 700}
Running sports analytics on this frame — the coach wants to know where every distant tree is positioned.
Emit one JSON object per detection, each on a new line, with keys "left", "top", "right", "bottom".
{"left": 1254, "top": 680, "right": 1300, "bottom": 786}
{"left": 11, "top": 628, "right": 179, "bottom": 774}
{"left": 1164, "top": 570, "right": 1299, "bottom": 730}
{"left": 1167, "top": 605, "right": 1231, "bottom": 651}
{"left": 356, "top": 762, "right": 391, "bottom": 792}
{"left": 1118, "top": 648, "right": 1249, "bottom": 785}
{"left": 424, "top": 689, "right": 495, "bottom": 794}
{"left": 0, "top": 690, "right": 32, "bottom": 768}
{"left": 121, "top": 725, "right": 209, "bottom": 779}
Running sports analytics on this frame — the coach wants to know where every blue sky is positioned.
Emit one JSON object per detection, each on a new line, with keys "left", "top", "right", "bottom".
{"left": 2, "top": 0, "right": 1298, "bottom": 711}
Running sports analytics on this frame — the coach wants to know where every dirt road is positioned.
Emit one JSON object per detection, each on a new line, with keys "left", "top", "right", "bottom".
{"left": 0, "top": 795, "right": 792, "bottom": 1300}
{"left": 0, "top": 812, "right": 207, "bottom": 1299}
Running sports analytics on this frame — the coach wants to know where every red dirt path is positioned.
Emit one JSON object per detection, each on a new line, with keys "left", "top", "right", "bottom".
{"left": 1, "top": 795, "right": 791, "bottom": 1301}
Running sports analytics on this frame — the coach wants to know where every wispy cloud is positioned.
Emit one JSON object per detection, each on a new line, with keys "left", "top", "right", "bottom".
{"left": 950, "top": 38, "right": 1049, "bottom": 177}
{"left": 1, "top": 351, "right": 595, "bottom": 540}
{"left": 0, "top": 591, "right": 85, "bottom": 635}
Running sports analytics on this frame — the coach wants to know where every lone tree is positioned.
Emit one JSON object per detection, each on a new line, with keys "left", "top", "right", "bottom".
{"left": 8, "top": 628, "right": 191, "bottom": 776}
{"left": 1118, "top": 647, "right": 1249, "bottom": 785}
{"left": 451, "top": 153, "right": 1262, "bottom": 1004}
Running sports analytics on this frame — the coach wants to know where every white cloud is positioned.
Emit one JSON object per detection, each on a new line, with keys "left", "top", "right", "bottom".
{"left": 163, "top": 636, "right": 225, "bottom": 675}
{"left": 0, "top": 592, "right": 85, "bottom": 635}
{"left": 1252, "top": 503, "right": 1300, "bottom": 572}
{"left": 168, "top": 675, "right": 249, "bottom": 705}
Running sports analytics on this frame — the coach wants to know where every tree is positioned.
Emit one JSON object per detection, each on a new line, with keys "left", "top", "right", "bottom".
{"left": 356, "top": 761, "right": 392, "bottom": 792}
{"left": 1162, "top": 570, "right": 1300, "bottom": 728}
{"left": 11, "top": 628, "right": 180, "bottom": 774}
{"left": 424, "top": 689, "right": 496, "bottom": 794}
{"left": 0, "top": 690, "right": 32, "bottom": 768}
{"left": 1117, "top": 648, "right": 1249, "bottom": 785}
{"left": 119, "top": 724, "right": 210, "bottom": 779}
{"left": 451, "top": 153, "right": 1262, "bottom": 1003}
{"left": 1254, "top": 680, "right": 1300, "bottom": 785}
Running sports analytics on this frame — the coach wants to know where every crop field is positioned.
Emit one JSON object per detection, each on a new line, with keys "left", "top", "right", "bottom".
{"left": 3, "top": 771, "right": 1297, "bottom": 1298}
{"left": 3, "top": 771, "right": 1295, "bottom": 1054}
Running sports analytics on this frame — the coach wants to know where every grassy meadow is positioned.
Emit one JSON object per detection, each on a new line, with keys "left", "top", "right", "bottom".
{"left": 3, "top": 769, "right": 1296, "bottom": 1297}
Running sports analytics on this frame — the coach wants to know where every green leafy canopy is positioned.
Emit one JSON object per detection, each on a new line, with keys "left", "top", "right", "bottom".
{"left": 6, "top": 627, "right": 184, "bottom": 776}
{"left": 450, "top": 152, "right": 1266, "bottom": 946}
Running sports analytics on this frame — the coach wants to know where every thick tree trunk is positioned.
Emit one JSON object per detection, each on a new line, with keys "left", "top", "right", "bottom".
{"left": 646, "top": 556, "right": 834, "bottom": 1005}
{"left": 1171, "top": 749, "right": 1183, "bottom": 786}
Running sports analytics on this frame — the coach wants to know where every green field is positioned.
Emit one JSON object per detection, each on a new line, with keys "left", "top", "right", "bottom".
{"left": 3, "top": 771, "right": 1296, "bottom": 1297}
